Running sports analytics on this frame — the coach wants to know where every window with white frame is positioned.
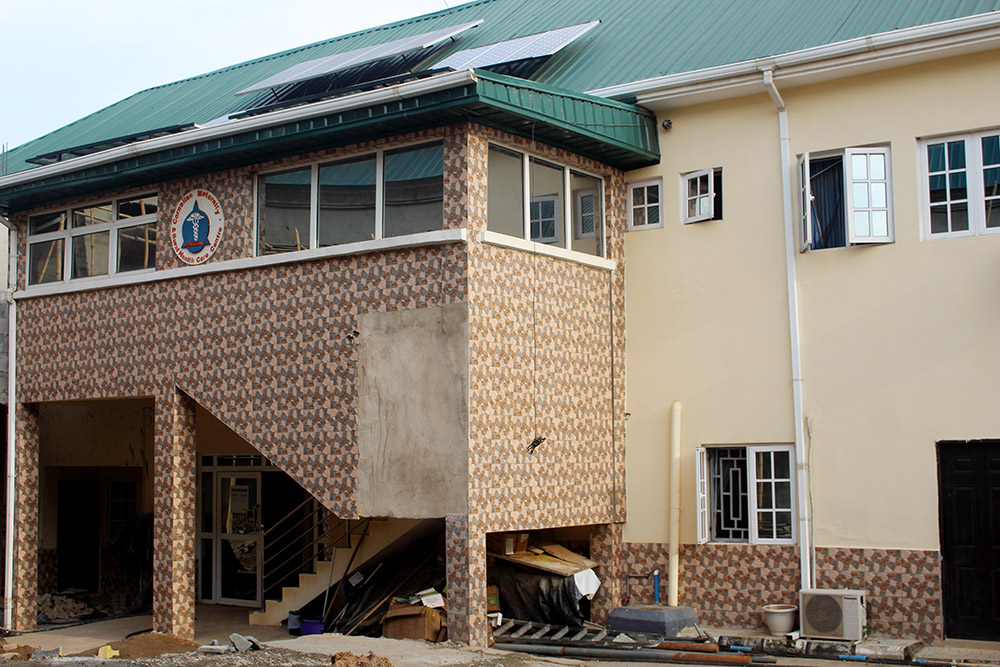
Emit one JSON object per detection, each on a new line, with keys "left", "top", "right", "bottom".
{"left": 256, "top": 142, "right": 443, "bottom": 256}
{"left": 800, "top": 147, "right": 893, "bottom": 251}
{"left": 922, "top": 130, "right": 1000, "bottom": 237}
{"left": 27, "top": 193, "right": 158, "bottom": 286}
{"left": 682, "top": 168, "right": 723, "bottom": 223}
{"left": 485, "top": 143, "right": 605, "bottom": 257}
{"left": 627, "top": 179, "right": 661, "bottom": 230}
{"left": 695, "top": 444, "right": 796, "bottom": 545}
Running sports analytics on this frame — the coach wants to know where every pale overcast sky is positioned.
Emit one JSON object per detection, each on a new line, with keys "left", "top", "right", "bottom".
{"left": 0, "top": 0, "right": 456, "bottom": 151}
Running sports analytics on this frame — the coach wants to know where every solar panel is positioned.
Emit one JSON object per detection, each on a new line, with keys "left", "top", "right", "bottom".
{"left": 434, "top": 21, "right": 599, "bottom": 72}
{"left": 236, "top": 20, "right": 483, "bottom": 96}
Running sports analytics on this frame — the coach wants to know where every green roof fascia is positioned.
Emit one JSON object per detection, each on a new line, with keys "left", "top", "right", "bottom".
{"left": 0, "top": 73, "right": 658, "bottom": 214}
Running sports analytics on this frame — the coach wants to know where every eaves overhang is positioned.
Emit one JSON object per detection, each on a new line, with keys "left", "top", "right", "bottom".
{"left": 0, "top": 69, "right": 658, "bottom": 215}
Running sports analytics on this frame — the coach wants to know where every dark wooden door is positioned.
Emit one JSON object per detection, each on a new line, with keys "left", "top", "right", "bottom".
{"left": 938, "top": 440, "right": 1000, "bottom": 639}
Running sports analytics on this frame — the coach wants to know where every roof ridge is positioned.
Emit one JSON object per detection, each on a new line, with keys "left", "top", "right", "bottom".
{"left": 139, "top": 0, "right": 500, "bottom": 95}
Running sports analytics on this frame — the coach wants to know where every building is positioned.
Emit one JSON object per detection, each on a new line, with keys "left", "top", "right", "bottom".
{"left": 1, "top": 0, "right": 999, "bottom": 645}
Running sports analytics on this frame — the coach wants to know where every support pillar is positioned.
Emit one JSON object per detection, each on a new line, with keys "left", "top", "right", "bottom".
{"left": 445, "top": 514, "right": 488, "bottom": 646}
{"left": 12, "top": 402, "right": 39, "bottom": 631}
{"left": 152, "top": 388, "right": 196, "bottom": 638}
{"left": 590, "top": 522, "right": 624, "bottom": 624}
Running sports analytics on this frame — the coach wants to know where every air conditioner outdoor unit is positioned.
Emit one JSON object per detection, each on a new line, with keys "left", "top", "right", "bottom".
{"left": 799, "top": 589, "right": 866, "bottom": 641}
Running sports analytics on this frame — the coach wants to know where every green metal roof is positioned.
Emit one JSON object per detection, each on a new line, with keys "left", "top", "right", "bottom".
{"left": 3, "top": 0, "right": 1000, "bottom": 189}
{"left": 0, "top": 71, "right": 657, "bottom": 213}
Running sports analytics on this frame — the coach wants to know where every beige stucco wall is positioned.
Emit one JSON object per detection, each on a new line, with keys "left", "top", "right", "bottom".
{"left": 624, "top": 49, "right": 1000, "bottom": 550}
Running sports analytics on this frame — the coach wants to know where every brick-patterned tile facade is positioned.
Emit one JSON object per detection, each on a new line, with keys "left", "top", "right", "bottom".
{"left": 620, "top": 542, "right": 944, "bottom": 640}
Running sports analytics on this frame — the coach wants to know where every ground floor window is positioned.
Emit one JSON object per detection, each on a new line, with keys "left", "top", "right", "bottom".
{"left": 696, "top": 444, "right": 796, "bottom": 545}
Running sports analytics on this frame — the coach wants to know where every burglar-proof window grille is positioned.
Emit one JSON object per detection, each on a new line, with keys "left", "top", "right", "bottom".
{"left": 696, "top": 444, "right": 796, "bottom": 545}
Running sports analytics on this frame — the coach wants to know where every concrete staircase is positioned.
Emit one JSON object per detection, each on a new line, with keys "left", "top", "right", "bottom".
{"left": 249, "top": 517, "right": 426, "bottom": 626}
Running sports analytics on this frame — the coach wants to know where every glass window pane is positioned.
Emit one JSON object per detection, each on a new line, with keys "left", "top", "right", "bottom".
{"left": 72, "top": 202, "right": 113, "bottom": 227}
{"left": 854, "top": 211, "right": 871, "bottom": 238}
{"left": 851, "top": 154, "right": 868, "bottom": 180}
{"left": 775, "top": 512, "right": 792, "bottom": 539}
{"left": 633, "top": 187, "right": 645, "bottom": 206}
{"left": 869, "top": 153, "right": 885, "bottom": 180}
{"left": 985, "top": 167, "right": 1000, "bottom": 195}
{"left": 488, "top": 146, "right": 524, "bottom": 239}
{"left": 28, "top": 240, "right": 64, "bottom": 284}
{"left": 646, "top": 185, "right": 659, "bottom": 204}
{"left": 384, "top": 143, "right": 444, "bottom": 238}
{"left": 688, "top": 199, "right": 697, "bottom": 218}
{"left": 947, "top": 140, "right": 966, "bottom": 170}
{"left": 118, "top": 223, "right": 157, "bottom": 272}
{"left": 529, "top": 158, "right": 564, "bottom": 246}
{"left": 853, "top": 183, "right": 869, "bottom": 209}
{"left": 758, "top": 483, "right": 773, "bottom": 509}
{"left": 951, "top": 202, "right": 969, "bottom": 231}
{"left": 872, "top": 211, "right": 889, "bottom": 237}
{"left": 758, "top": 512, "right": 773, "bottom": 539}
{"left": 318, "top": 155, "right": 376, "bottom": 246}
{"left": 950, "top": 172, "right": 967, "bottom": 201}
{"left": 257, "top": 168, "right": 311, "bottom": 255}
{"left": 118, "top": 194, "right": 158, "bottom": 219}
{"left": 927, "top": 143, "right": 945, "bottom": 173}
{"left": 776, "top": 482, "right": 792, "bottom": 508}
{"left": 647, "top": 202, "right": 660, "bottom": 224}
{"left": 29, "top": 211, "right": 67, "bottom": 235}
{"left": 72, "top": 232, "right": 110, "bottom": 278}
{"left": 930, "top": 205, "right": 949, "bottom": 234}
{"left": 633, "top": 208, "right": 646, "bottom": 226}
{"left": 756, "top": 452, "right": 771, "bottom": 478}
{"left": 986, "top": 202, "right": 1000, "bottom": 229}
{"left": 774, "top": 452, "right": 790, "bottom": 479}
{"left": 929, "top": 175, "right": 947, "bottom": 203}
{"left": 871, "top": 183, "right": 887, "bottom": 208}
{"left": 982, "top": 135, "right": 1000, "bottom": 166}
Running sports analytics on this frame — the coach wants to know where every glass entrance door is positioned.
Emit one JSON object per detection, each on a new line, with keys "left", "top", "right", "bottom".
{"left": 216, "top": 473, "right": 262, "bottom": 606}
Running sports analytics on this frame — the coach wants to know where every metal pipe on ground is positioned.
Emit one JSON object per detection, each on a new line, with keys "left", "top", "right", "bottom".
{"left": 500, "top": 644, "right": 776, "bottom": 664}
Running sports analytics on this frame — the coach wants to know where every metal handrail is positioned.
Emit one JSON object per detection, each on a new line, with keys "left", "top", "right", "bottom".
{"left": 263, "top": 503, "right": 328, "bottom": 569}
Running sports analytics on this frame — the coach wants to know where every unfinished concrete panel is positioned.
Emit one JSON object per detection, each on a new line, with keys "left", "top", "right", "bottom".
{"left": 356, "top": 303, "right": 469, "bottom": 518}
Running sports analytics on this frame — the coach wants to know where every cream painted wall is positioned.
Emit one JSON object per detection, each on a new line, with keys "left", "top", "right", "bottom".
{"left": 623, "top": 49, "right": 1000, "bottom": 550}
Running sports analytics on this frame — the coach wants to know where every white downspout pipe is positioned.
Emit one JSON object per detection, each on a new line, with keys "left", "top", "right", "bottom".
{"left": 667, "top": 401, "right": 682, "bottom": 606}
{"left": 762, "top": 69, "right": 813, "bottom": 591}
{"left": 3, "top": 226, "right": 16, "bottom": 629}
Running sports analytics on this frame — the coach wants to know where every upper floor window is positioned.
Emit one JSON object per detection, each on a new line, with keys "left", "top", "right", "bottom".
{"left": 681, "top": 168, "right": 723, "bottom": 224}
{"left": 800, "top": 147, "right": 893, "bottom": 251}
{"left": 627, "top": 179, "right": 662, "bottom": 230}
{"left": 27, "top": 194, "right": 158, "bottom": 286}
{"left": 486, "top": 144, "right": 605, "bottom": 257}
{"left": 256, "top": 142, "right": 443, "bottom": 256}
{"left": 922, "top": 130, "right": 1000, "bottom": 238}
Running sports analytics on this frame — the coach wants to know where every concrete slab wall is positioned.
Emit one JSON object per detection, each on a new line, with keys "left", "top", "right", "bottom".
{"left": 356, "top": 302, "right": 469, "bottom": 517}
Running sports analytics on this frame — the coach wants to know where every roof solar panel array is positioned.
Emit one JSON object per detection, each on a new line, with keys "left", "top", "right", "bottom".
{"left": 435, "top": 21, "right": 599, "bottom": 72}
{"left": 236, "top": 20, "right": 483, "bottom": 96}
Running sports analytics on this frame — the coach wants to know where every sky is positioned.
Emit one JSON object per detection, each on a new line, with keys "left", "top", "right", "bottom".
{"left": 0, "top": 0, "right": 458, "bottom": 151}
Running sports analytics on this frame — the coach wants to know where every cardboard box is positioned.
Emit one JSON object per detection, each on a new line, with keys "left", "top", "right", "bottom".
{"left": 486, "top": 585, "right": 500, "bottom": 613}
{"left": 382, "top": 604, "right": 446, "bottom": 642}
{"left": 488, "top": 532, "right": 530, "bottom": 555}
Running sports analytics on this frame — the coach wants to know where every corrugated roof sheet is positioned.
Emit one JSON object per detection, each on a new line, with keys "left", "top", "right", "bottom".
{"left": 5, "top": 0, "right": 1000, "bottom": 176}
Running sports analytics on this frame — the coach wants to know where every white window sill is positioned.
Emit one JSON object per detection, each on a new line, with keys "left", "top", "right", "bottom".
{"left": 479, "top": 230, "right": 615, "bottom": 271}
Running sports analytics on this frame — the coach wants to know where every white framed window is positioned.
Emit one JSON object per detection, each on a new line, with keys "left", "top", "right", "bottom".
{"left": 256, "top": 141, "right": 443, "bottom": 256}
{"left": 627, "top": 179, "right": 662, "bottom": 230}
{"left": 681, "top": 168, "right": 723, "bottom": 224}
{"left": 695, "top": 444, "right": 796, "bottom": 545}
{"left": 575, "top": 190, "right": 597, "bottom": 239}
{"left": 800, "top": 146, "right": 893, "bottom": 251}
{"left": 921, "top": 130, "right": 1000, "bottom": 238}
{"left": 27, "top": 193, "right": 158, "bottom": 286}
{"left": 530, "top": 195, "right": 559, "bottom": 243}
{"left": 486, "top": 143, "right": 606, "bottom": 258}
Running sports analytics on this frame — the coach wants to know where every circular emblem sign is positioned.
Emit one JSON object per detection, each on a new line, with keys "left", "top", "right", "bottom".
{"left": 170, "top": 189, "right": 225, "bottom": 265}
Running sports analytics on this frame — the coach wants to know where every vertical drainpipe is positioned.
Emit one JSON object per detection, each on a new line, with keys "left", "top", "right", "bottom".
{"left": 3, "top": 225, "right": 16, "bottom": 629}
{"left": 761, "top": 68, "right": 814, "bottom": 591}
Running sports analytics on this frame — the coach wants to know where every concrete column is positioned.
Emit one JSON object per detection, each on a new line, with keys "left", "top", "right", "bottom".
{"left": 152, "top": 388, "right": 196, "bottom": 638}
{"left": 445, "top": 514, "right": 488, "bottom": 646}
{"left": 589, "top": 522, "right": 624, "bottom": 624}
{"left": 12, "top": 402, "right": 39, "bottom": 631}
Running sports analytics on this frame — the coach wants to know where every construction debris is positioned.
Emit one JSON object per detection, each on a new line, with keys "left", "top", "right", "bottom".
{"left": 489, "top": 542, "right": 598, "bottom": 577}
{"left": 37, "top": 593, "right": 94, "bottom": 624}
{"left": 230, "top": 633, "right": 265, "bottom": 652}
{"left": 332, "top": 651, "right": 393, "bottom": 667}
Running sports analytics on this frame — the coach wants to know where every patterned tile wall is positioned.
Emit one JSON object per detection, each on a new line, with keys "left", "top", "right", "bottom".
{"left": 816, "top": 547, "right": 942, "bottom": 640}
{"left": 619, "top": 542, "right": 944, "bottom": 640}
{"left": 37, "top": 549, "right": 57, "bottom": 595}
{"left": 14, "top": 402, "right": 40, "bottom": 630}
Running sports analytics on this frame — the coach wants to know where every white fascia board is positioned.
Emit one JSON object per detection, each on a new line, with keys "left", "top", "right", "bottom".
{"left": 589, "top": 11, "right": 1000, "bottom": 109}
{"left": 0, "top": 69, "right": 479, "bottom": 192}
